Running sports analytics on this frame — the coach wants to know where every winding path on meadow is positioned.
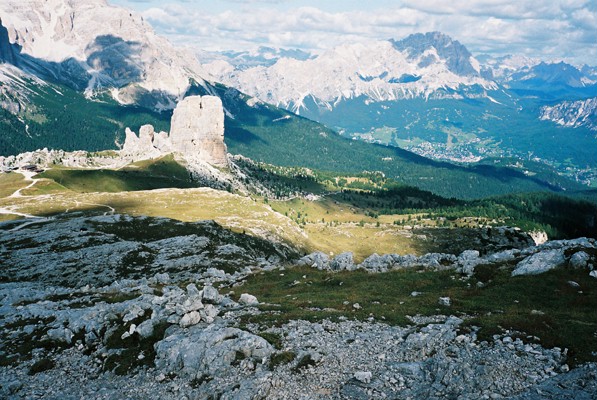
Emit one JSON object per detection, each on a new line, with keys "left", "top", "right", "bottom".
{"left": 8, "top": 170, "right": 40, "bottom": 198}
{"left": 1, "top": 169, "right": 116, "bottom": 231}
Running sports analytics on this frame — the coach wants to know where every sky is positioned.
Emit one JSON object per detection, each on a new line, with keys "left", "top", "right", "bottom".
{"left": 110, "top": 0, "right": 597, "bottom": 65}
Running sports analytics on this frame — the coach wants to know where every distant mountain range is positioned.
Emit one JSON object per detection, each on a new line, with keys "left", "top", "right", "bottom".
{"left": 204, "top": 33, "right": 597, "bottom": 185}
{"left": 204, "top": 36, "right": 597, "bottom": 105}
{"left": 204, "top": 32, "right": 498, "bottom": 114}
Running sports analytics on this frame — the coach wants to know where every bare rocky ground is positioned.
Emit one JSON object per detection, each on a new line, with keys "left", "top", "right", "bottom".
{"left": 1, "top": 214, "right": 596, "bottom": 399}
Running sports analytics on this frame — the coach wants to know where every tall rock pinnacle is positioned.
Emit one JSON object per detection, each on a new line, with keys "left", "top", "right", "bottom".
{"left": 122, "top": 95, "right": 229, "bottom": 167}
{"left": 170, "top": 96, "right": 228, "bottom": 167}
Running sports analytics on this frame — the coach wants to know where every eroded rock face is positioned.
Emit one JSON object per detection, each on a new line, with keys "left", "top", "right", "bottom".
{"left": 121, "top": 95, "right": 228, "bottom": 167}
{"left": 122, "top": 125, "right": 166, "bottom": 158}
{"left": 170, "top": 96, "right": 228, "bottom": 167}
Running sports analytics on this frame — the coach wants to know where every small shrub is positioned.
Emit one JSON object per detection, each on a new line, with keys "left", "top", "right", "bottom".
{"left": 190, "top": 374, "right": 213, "bottom": 388}
{"left": 473, "top": 263, "right": 498, "bottom": 283}
{"left": 269, "top": 351, "right": 296, "bottom": 370}
{"left": 28, "top": 358, "right": 55, "bottom": 375}
{"left": 258, "top": 332, "right": 283, "bottom": 350}
{"left": 292, "top": 353, "right": 316, "bottom": 373}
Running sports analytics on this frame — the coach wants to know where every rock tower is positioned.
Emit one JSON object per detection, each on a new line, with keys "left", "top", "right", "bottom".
{"left": 121, "top": 95, "right": 228, "bottom": 167}
{"left": 170, "top": 96, "right": 228, "bottom": 167}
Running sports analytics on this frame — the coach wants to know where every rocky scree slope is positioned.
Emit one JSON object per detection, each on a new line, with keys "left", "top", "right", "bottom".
{"left": 1, "top": 213, "right": 596, "bottom": 398}
{"left": 0, "top": 214, "right": 297, "bottom": 286}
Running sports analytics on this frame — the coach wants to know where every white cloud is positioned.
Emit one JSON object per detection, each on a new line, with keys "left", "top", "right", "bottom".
{"left": 125, "top": 0, "right": 597, "bottom": 65}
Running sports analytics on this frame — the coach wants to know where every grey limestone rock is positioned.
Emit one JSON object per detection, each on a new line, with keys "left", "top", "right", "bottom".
{"left": 179, "top": 311, "right": 202, "bottom": 328}
{"left": 170, "top": 96, "right": 228, "bottom": 167}
{"left": 297, "top": 251, "right": 330, "bottom": 270}
{"left": 202, "top": 285, "right": 220, "bottom": 304}
{"left": 239, "top": 293, "right": 258, "bottom": 305}
{"left": 458, "top": 249, "right": 481, "bottom": 275}
{"left": 360, "top": 253, "right": 394, "bottom": 272}
{"left": 438, "top": 297, "right": 451, "bottom": 306}
{"left": 330, "top": 252, "right": 355, "bottom": 271}
{"left": 154, "top": 325, "right": 273, "bottom": 378}
{"left": 354, "top": 370, "right": 372, "bottom": 383}
{"left": 512, "top": 249, "right": 566, "bottom": 276}
{"left": 569, "top": 251, "right": 591, "bottom": 269}
{"left": 122, "top": 124, "right": 167, "bottom": 158}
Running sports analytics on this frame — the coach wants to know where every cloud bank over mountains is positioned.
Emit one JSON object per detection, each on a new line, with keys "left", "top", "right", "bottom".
{"left": 111, "top": 0, "right": 597, "bottom": 65}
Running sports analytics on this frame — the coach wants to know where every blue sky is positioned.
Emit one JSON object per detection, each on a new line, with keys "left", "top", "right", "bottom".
{"left": 110, "top": 0, "right": 597, "bottom": 65}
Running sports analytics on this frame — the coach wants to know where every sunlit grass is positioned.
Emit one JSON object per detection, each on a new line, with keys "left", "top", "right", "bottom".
{"left": 0, "top": 172, "right": 27, "bottom": 198}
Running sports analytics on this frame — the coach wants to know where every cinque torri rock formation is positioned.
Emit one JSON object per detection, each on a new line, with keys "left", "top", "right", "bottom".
{"left": 122, "top": 95, "right": 228, "bottom": 167}
{"left": 170, "top": 96, "right": 228, "bottom": 166}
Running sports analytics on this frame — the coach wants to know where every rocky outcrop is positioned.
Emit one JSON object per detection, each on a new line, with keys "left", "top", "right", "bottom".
{"left": 330, "top": 252, "right": 356, "bottom": 271}
{"left": 122, "top": 125, "right": 167, "bottom": 158}
{"left": 511, "top": 238, "right": 596, "bottom": 277}
{"left": 122, "top": 95, "right": 228, "bottom": 167}
{"left": 170, "top": 96, "right": 228, "bottom": 167}
{"left": 155, "top": 325, "right": 273, "bottom": 378}
{"left": 299, "top": 237, "right": 597, "bottom": 278}
{"left": 540, "top": 97, "right": 597, "bottom": 132}
{"left": 297, "top": 251, "right": 330, "bottom": 270}
{"left": 512, "top": 249, "right": 566, "bottom": 276}
{"left": 0, "top": 214, "right": 297, "bottom": 287}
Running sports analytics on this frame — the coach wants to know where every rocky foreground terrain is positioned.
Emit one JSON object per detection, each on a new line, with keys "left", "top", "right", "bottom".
{"left": 1, "top": 213, "right": 596, "bottom": 399}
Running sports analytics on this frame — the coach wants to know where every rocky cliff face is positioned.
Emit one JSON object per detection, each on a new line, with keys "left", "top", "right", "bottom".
{"left": 122, "top": 95, "right": 228, "bottom": 167}
{"left": 0, "top": 0, "right": 211, "bottom": 109}
{"left": 170, "top": 96, "right": 228, "bottom": 166}
{"left": 540, "top": 97, "right": 597, "bottom": 131}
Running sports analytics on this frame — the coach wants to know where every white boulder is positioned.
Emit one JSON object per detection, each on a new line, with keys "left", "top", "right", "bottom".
{"left": 239, "top": 293, "right": 258, "bottom": 305}
{"left": 354, "top": 371, "right": 372, "bottom": 384}
{"left": 438, "top": 297, "right": 451, "bottom": 306}
{"left": 512, "top": 249, "right": 566, "bottom": 276}
{"left": 179, "top": 311, "right": 202, "bottom": 328}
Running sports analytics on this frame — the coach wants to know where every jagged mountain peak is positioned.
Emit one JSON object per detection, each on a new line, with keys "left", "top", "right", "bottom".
{"left": 510, "top": 61, "right": 590, "bottom": 89}
{"left": 204, "top": 32, "right": 496, "bottom": 114}
{"left": 200, "top": 46, "right": 313, "bottom": 70}
{"left": 390, "top": 32, "right": 480, "bottom": 77}
{"left": 0, "top": 0, "right": 211, "bottom": 110}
